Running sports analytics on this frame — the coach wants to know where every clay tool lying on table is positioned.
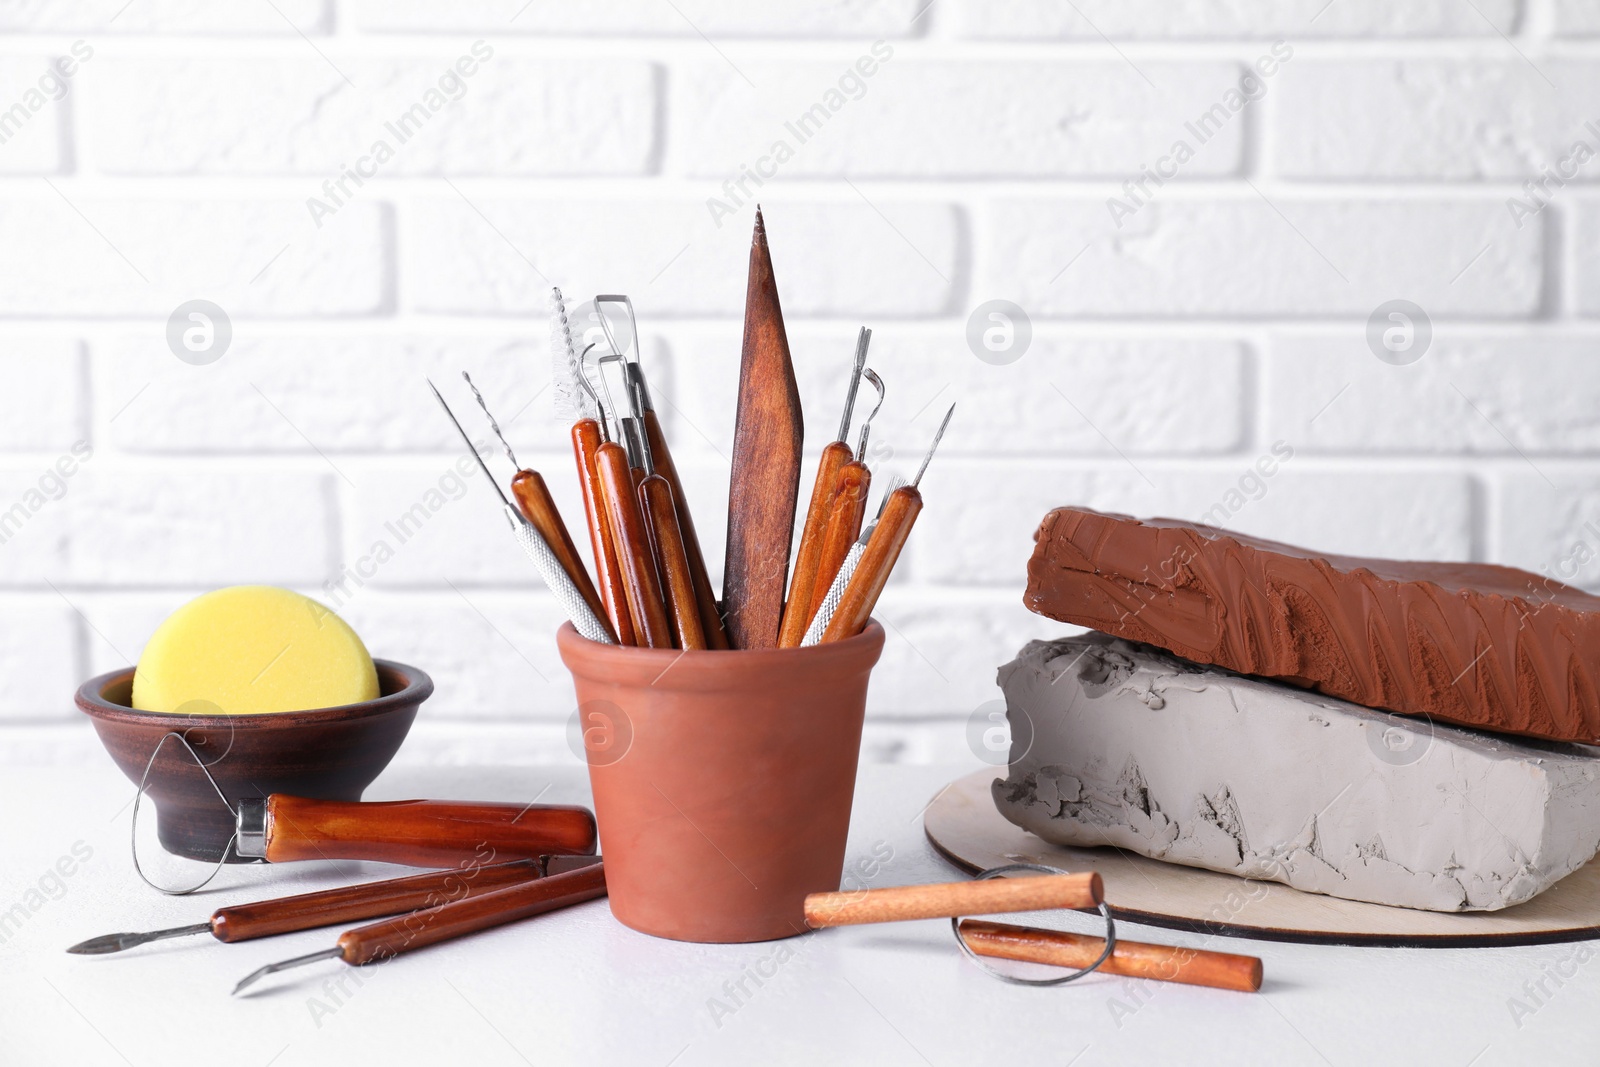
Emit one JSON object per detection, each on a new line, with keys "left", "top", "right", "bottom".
{"left": 778, "top": 330, "right": 872, "bottom": 648}
{"left": 589, "top": 352, "right": 675, "bottom": 648}
{"left": 67, "top": 859, "right": 552, "bottom": 955}
{"left": 230, "top": 795, "right": 597, "bottom": 866}
{"left": 723, "top": 208, "right": 804, "bottom": 650}
{"left": 554, "top": 291, "right": 636, "bottom": 645}
{"left": 958, "top": 920, "right": 1263, "bottom": 993}
{"left": 234, "top": 859, "right": 608, "bottom": 995}
{"left": 802, "top": 403, "right": 955, "bottom": 646}
{"left": 804, "top": 872, "right": 1103, "bottom": 927}
{"left": 596, "top": 294, "right": 729, "bottom": 648}
{"left": 428, "top": 378, "right": 615, "bottom": 644}
{"left": 462, "top": 372, "right": 611, "bottom": 635}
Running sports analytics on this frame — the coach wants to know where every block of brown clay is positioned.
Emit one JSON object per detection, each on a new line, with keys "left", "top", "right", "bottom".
{"left": 1024, "top": 507, "right": 1600, "bottom": 744}
{"left": 993, "top": 634, "right": 1600, "bottom": 912}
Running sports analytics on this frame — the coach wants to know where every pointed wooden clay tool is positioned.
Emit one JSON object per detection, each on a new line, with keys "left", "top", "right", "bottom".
{"left": 722, "top": 207, "right": 803, "bottom": 650}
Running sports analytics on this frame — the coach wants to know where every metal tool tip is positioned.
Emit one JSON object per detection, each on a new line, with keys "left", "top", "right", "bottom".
{"left": 232, "top": 968, "right": 268, "bottom": 996}
{"left": 65, "top": 934, "right": 127, "bottom": 955}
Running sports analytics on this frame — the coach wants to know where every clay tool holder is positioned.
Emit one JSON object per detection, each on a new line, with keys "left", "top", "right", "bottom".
{"left": 67, "top": 859, "right": 550, "bottom": 955}
{"left": 723, "top": 207, "right": 804, "bottom": 650}
{"left": 778, "top": 330, "right": 872, "bottom": 648}
{"left": 462, "top": 372, "right": 612, "bottom": 635}
{"left": 805, "top": 403, "right": 955, "bottom": 645}
{"left": 595, "top": 294, "right": 729, "bottom": 649}
{"left": 589, "top": 351, "right": 675, "bottom": 649}
{"left": 428, "top": 379, "right": 614, "bottom": 644}
{"left": 234, "top": 859, "right": 608, "bottom": 995}
{"left": 958, "top": 920, "right": 1263, "bottom": 993}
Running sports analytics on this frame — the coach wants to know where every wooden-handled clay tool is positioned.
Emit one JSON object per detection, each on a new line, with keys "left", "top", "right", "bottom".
{"left": 799, "top": 474, "right": 902, "bottom": 647}
{"left": 557, "top": 310, "right": 637, "bottom": 645}
{"left": 723, "top": 207, "right": 804, "bottom": 650}
{"left": 804, "top": 872, "right": 1103, "bottom": 928}
{"left": 233, "top": 860, "right": 608, "bottom": 995}
{"left": 777, "top": 330, "right": 871, "bottom": 648}
{"left": 804, "top": 368, "right": 885, "bottom": 630}
{"left": 635, "top": 438, "right": 707, "bottom": 650}
{"left": 66, "top": 859, "right": 556, "bottom": 955}
{"left": 807, "top": 403, "right": 955, "bottom": 645}
{"left": 233, "top": 796, "right": 597, "bottom": 867}
{"left": 428, "top": 379, "right": 615, "bottom": 644}
{"left": 590, "top": 353, "right": 675, "bottom": 648}
{"left": 958, "top": 920, "right": 1263, "bottom": 993}
{"left": 462, "top": 371, "right": 612, "bottom": 636}
{"left": 596, "top": 294, "right": 729, "bottom": 649}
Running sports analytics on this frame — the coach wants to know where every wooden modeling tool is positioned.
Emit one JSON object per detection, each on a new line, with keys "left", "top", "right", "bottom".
{"left": 232, "top": 795, "right": 597, "bottom": 867}
{"left": 817, "top": 403, "right": 954, "bottom": 644}
{"left": 428, "top": 379, "right": 614, "bottom": 643}
{"left": 595, "top": 294, "right": 729, "bottom": 649}
{"left": 958, "top": 920, "right": 1263, "bottom": 993}
{"left": 723, "top": 207, "right": 804, "bottom": 650}
{"left": 66, "top": 860, "right": 552, "bottom": 955}
{"left": 778, "top": 329, "right": 871, "bottom": 648}
{"left": 804, "top": 872, "right": 1103, "bottom": 928}
{"left": 462, "top": 372, "right": 611, "bottom": 636}
{"left": 233, "top": 861, "right": 608, "bottom": 995}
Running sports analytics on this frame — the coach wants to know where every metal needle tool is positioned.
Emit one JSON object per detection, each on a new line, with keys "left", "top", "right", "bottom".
{"left": 66, "top": 860, "right": 546, "bottom": 955}
{"left": 462, "top": 372, "right": 611, "bottom": 634}
{"left": 427, "top": 379, "right": 614, "bottom": 644}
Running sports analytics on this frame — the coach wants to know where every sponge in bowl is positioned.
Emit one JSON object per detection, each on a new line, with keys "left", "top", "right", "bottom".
{"left": 132, "top": 586, "right": 380, "bottom": 715}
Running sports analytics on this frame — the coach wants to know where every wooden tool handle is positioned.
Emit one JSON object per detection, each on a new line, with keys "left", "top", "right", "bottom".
{"left": 572, "top": 420, "right": 635, "bottom": 646}
{"left": 804, "top": 873, "right": 1103, "bottom": 928}
{"left": 640, "top": 475, "right": 707, "bottom": 650}
{"left": 820, "top": 485, "right": 921, "bottom": 643}
{"left": 644, "top": 410, "right": 728, "bottom": 649}
{"left": 338, "top": 862, "right": 607, "bottom": 966}
{"left": 806, "top": 459, "right": 871, "bottom": 628}
{"left": 210, "top": 860, "right": 544, "bottom": 943}
{"left": 510, "top": 469, "right": 612, "bottom": 639}
{"left": 596, "top": 442, "right": 674, "bottom": 649}
{"left": 262, "top": 797, "right": 598, "bottom": 867}
{"left": 778, "top": 441, "right": 852, "bottom": 648}
{"left": 959, "top": 920, "right": 1263, "bottom": 993}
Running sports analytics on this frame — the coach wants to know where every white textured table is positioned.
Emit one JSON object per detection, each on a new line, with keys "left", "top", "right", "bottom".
{"left": 2, "top": 762, "right": 1595, "bottom": 1066}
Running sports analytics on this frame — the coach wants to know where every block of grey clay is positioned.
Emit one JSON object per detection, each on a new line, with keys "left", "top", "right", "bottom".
{"left": 992, "top": 633, "right": 1600, "bottom": 912}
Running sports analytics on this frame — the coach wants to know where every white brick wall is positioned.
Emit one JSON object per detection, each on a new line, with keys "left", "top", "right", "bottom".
{"left": 2, "top": 2, "right": 1597, "bottom": 769}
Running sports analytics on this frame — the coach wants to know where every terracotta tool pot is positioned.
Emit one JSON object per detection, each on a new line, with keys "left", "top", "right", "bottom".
{"left": 558, "top": 620, "right": 884, "bottom": 943}
{"left": 77, "top": 660, "right": 430, "bottom": 863}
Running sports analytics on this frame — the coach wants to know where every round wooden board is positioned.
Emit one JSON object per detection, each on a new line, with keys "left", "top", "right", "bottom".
{"left": 925, "top": 768, "right": 1600, "bottom": 948}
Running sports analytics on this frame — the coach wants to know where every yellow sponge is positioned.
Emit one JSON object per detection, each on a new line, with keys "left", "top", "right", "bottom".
{"left": 132, "top": 586, "right": 380, "bottom": 715}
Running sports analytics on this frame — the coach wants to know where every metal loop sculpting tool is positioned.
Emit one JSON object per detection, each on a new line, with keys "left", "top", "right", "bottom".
{"left": 949, "top": 864, "right": 1117, "bottom": 987}
{"left": 853, "top": 367, "right": 886, "bottom": 460}
{"left": 130, "top": 730, "right": 239, "bottom": 895}
{"left": 427, "top": 379, "right": 615, "bottom": 644}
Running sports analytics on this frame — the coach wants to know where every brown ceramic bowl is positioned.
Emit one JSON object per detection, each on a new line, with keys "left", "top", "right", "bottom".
{"left": 76, "top": 659, "right": 431, "bottom": 863}
{"left": 559, "top": 621, "right": 885, "bottom": 943}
